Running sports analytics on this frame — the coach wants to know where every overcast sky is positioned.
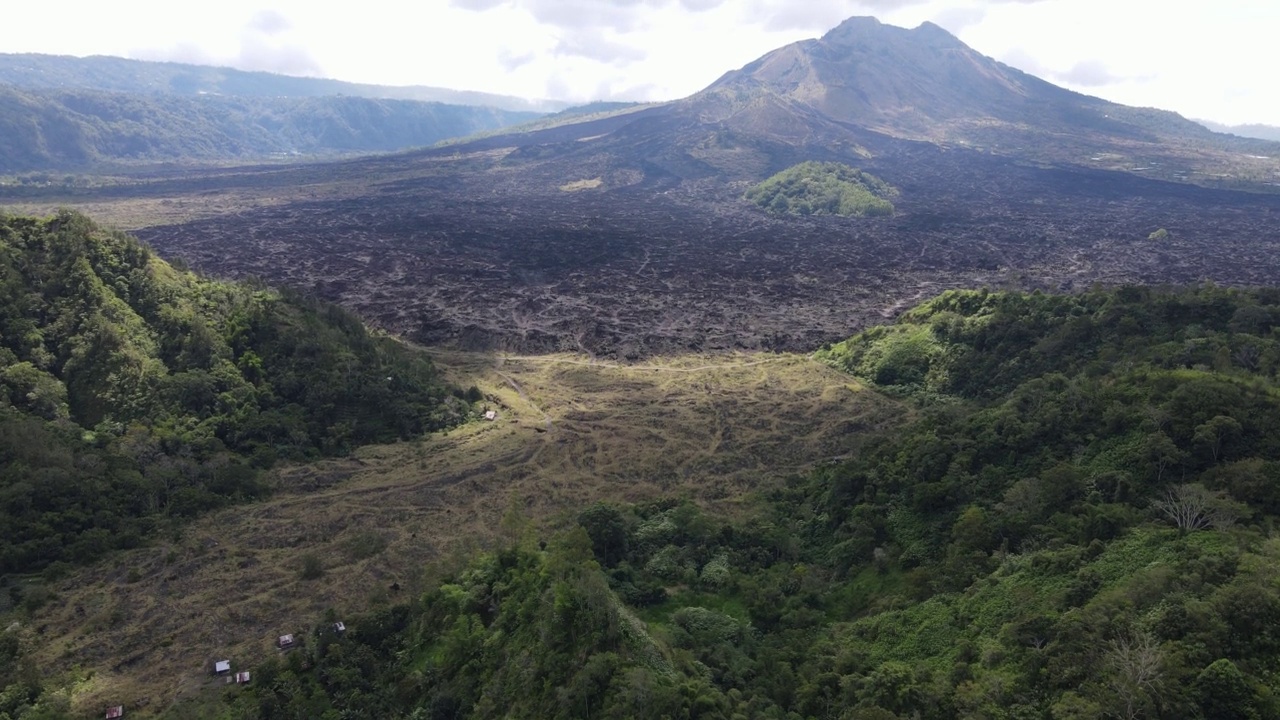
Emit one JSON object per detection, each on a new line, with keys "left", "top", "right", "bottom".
{"left": 5, "top": 1, "right": 1277, "bottom": 126}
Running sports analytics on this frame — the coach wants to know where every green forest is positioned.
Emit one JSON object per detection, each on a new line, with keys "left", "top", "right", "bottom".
{"left": 181, "top": 284, "right": 1280, "bottom": 719}
{"left": 0, "top": 211, "right": 467, "bottom": 576}
{"left": 745, "top": 162, "right": 897, "bottom": 218}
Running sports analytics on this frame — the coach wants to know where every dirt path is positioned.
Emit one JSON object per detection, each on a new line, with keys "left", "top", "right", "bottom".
{"left": 499, "top": 354, "right": 783, "bottom": 374}
{"left": 494, "top": 367, "right": 553, "bottom": 430}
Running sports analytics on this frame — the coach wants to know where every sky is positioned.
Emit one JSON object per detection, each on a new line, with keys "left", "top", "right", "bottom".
{"left": 4, "top": 1, "right": 1277, "bottom": 126}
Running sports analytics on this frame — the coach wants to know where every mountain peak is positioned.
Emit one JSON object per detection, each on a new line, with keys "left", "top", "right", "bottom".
{"left": 819, "top": 16, "right": 964, "bottom": 50}
{"left": 819, "top": 15, "right": 885, "bottom": 46}
{"left": 911, "top": 21, "right": 965, "bottom": 47}
{"left": 698, "top": 14, "right": 1078, "bottom": 138}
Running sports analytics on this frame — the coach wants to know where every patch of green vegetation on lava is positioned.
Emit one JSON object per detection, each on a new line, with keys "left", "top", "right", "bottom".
{"left": 746, "top": 161, "right": 897, "bottom": 218}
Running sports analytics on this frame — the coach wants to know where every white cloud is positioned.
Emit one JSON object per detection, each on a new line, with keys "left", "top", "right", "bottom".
{"left": 932, "top": 6, "right": 986, "bottom": 33}
{"left": 131, "top": 7, "right": 322, "bottom": 77}
{"left": 1054, "top": 60, "right": 1124, "bottom": 88}
{"left": 248, "top": 10, "right": 292, "bottom": 36}
{"left": 553, "top": 32, "right": 648, "bottom": 65}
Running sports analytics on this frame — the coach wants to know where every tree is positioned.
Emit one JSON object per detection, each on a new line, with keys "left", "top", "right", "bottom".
{"left": 1142, "top": 432, "right": 1186, "bottom": 484}
{"left": 1194, "top": 659, "right": 1258, "bottom": 720}
{"left": 1106, "top": 630, "right": 1165, "bottom": 720}
{"left": 1192, "top": 415, "right": 1241, "bottom": 463}
{"left": 1152, "top": 483, "right": 1244, "bottom": 532}
{"left": 578, "top": 504, "right": 629, "bottom": 566}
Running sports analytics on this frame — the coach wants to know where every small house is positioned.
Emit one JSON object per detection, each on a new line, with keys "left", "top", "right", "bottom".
{"left": 106, "top": 707, "right": 124, "bottom": 719}
{"left": 484, "top": 410, "right": 497, "bottom": 421}
{"left": 277, "top": 634, "right": 296, "bottom": 650}
{"left": 213, "top": 660, "right": 231, "bottom": 675}
{"left": 333, "top": 621, "right": 346, "bottom": 634}
{"left": 235, "top": 671, "right": 251, "bottom": 684}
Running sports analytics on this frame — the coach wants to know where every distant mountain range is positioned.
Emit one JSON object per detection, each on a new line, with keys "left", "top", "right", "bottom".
{"left": 0, "top": 53, "right": 569, "bottom": 172}
{"left": 1198, "top": 120, "right": 1280, "bottom": 143}
{"left": 0, "top": 53, "right": 568, "bottom": 113}
{"left": 0, "top": 84, "right": 541, "bottom": 172}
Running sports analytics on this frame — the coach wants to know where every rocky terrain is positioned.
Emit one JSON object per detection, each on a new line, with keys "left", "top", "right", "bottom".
{"left": 113, "top": 137, "right": 1280, "bottom": 358}
{"left": 7, "top": 16, "right": 1280, "bottom": 357}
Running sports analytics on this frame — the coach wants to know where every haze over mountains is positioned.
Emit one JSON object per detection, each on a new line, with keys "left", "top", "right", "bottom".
{"left": 0, "top": 53, "right": 567, "bottom": 112}
{"left": 1198, "top": 119, "right": 1280, "bottom": 143}
{"left": 0, "top": 85, "right": 541, "bottom": 172}
{"left": 0, "top": 54, "right": 560, "bottom": 172}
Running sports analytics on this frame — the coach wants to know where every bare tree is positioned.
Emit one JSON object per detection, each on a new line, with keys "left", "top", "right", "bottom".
{"left": 1107, "top": 630, "right": 1165, "bottom": 720}
{"left": 1152, "top": 483, "right": 1242, "bottom": 532}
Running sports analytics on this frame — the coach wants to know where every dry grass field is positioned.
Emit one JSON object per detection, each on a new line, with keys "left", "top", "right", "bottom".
{"left": 28, "top": 349, "right": 905, "bottom": 717}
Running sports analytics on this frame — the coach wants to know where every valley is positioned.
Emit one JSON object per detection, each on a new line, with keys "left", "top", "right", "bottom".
{"left": 26, "top": 350, "right": 903, "bottom": 715}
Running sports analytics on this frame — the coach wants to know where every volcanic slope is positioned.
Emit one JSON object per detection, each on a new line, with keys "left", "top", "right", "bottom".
{"left": 7, "top": 16, "right": 1280, "bottom": 357}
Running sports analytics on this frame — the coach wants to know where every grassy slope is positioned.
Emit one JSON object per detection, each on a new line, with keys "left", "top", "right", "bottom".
{"left": 24, "top": 350, "right": 904, "bottom": 715}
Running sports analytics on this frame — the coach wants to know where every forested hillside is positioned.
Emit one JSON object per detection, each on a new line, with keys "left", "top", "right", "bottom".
{"left": 208, "top": 286, "right": 1280, "bottom": 719}
{"left": 0, "top": 211, "right": 467, "bottom": 574}
{"left": 0, "top": 85, "right": 540, "bottom": 171}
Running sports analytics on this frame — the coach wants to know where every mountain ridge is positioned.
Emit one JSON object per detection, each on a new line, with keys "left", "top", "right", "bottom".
{"left": 700, "top": 16, "right": 1218, "bottom": 146}
{"left": 0, "top": 83, "right": 542, "bottom": 172}
{"left": 0, "top": 52, "right": 569, "bottom": 113}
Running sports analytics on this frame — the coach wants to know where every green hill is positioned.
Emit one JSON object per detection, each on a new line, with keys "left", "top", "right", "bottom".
{"left": 745, "top": 161, "right": 897, "bottom": 217}
{"left": 0, "top": 210, "right": 467, "bottom": 575}
{"left": 190, "top": 285, "right": 1280, "bottom": 720}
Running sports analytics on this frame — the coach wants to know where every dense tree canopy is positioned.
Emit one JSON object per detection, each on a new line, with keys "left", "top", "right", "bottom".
{"left": 0, "top": 211, "right": 466, "bottom": 574}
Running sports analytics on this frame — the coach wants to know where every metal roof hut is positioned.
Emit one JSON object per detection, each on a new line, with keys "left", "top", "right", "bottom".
{"left": 277, "top": 633, "right": 296, "bottom": 650}
{"left": 213, "top": 659, "right": 231, "bottom": 675}
{"left": 105, "top": 706, "right": 125, "bottom": 719}
{"left": 235, "top": 671, "right": 251, "bottom": 684}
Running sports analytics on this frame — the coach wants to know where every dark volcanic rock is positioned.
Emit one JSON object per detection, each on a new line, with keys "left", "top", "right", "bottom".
{"left": 20, "top": 16, "right": 1280, "bottom": 357}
